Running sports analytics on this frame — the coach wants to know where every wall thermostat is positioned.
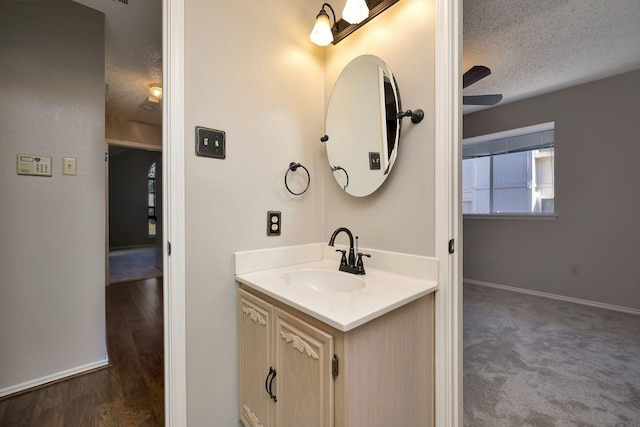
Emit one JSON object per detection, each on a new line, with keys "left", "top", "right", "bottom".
{"left": 17, "top": 154, "right": 52, "bottom": 177}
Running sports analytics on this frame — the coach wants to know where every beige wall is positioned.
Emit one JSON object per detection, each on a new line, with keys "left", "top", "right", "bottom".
{"left": 324, "top": 0, "right": 436, "bottom": 256}
{"left": 0, "top": 1, "right": 107, "bottom": 395}
{"left": 106, "top": 115, "right": 162, "bottom": 147}
{"left": 463, "top": 69, "right": 640, "bottom": 310}
{"left": 182, "top": 0, "right": 436, "bottom": 424}
{"left": 183, "top": 1, "right": 324, "bottom": 424}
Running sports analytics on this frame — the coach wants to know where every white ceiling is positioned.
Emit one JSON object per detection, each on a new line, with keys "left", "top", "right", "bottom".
{"left": 74, "top": 0, "right": 162, "bottom": 126}
{"left": 70, "top": 0, "right": 640, "bottom": 121}
{"left": 463, "top": 0, "right": 640, "bottom": 113}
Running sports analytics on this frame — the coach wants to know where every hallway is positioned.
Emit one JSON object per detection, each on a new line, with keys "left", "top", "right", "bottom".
{"left": 0, "top": 277, "right": 164, "bottom": 426}
{"left": 109, "top": 247, "right": 162, "bottom": 284}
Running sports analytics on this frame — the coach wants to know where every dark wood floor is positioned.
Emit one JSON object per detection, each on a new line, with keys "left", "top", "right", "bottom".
{"left": 0, "top": 277, "right": 164, "bottom": 426}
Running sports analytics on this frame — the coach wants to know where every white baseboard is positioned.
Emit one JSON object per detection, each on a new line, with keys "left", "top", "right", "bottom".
{"left": 464, "top": 278, "right": 640, "bottom": 316}
{"left": 0, "top": 358, "right": 109, "bottom": 398}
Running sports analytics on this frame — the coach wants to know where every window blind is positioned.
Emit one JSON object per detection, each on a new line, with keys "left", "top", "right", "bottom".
{"left": 463, "top": 123, "right": 554, "bottom": 159}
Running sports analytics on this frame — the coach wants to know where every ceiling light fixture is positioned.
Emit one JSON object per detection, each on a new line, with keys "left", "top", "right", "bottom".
{"left": 310, "top": 3, "right": 337, "bottom": 46}
{"left": 342, "top": 0, "right": 369, "bottom": 24}
{"left": 148, "top": 83, "right": 163, "bottom": 99}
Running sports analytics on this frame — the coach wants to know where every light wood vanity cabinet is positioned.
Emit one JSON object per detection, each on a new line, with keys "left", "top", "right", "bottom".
{"left": 239, "top": 289, "right": 334, "bottom": 427}
{"left": 238, "top": 286, "right": 434, "bottom": 427}
{"left": 238, "top": 290, "right": 275, "bottom": 427}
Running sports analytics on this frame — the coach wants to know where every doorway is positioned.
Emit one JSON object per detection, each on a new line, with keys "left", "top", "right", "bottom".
{"left": 107, "top": 145, "right": 163, "bottom": 284}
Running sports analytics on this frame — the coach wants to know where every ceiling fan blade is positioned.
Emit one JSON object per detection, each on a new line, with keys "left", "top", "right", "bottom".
{"left": 463, "top": 65, "right": 491, "bottom": 88}
{"left": 463, "top": 94, "right": 503, "bottom": 106}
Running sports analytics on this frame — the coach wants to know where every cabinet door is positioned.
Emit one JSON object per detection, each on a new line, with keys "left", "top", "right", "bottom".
{"left": 274, "top": 308, "right": 334, "bottom": 427}
{"left": 239, "top": 289, "right": 274, "bottom": 427}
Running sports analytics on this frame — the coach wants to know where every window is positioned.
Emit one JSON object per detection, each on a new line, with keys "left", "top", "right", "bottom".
{"left": 148, "top": 162, "right": 156, "bottom": 236}
{"left": 463, "top": 122, "right": 555, "bottom": 215}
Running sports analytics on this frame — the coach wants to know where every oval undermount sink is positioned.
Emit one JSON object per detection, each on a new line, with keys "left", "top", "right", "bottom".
{"left": 283, "top": 269, "right": 365, "bottom": 292}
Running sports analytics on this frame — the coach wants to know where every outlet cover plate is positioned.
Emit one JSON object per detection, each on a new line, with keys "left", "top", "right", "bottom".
{"left": 196, "top": 126, "right": 226, "bottom": 159}
{"left": 267, "top": 211, "right": 281, "bottom": 236}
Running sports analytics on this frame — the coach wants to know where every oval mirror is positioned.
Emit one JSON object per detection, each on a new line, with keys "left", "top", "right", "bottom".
{"left": 325, "top": 55, "right": 401, "bottom": 197}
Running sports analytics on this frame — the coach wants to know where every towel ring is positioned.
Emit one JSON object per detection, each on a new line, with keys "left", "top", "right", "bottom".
{"left": 331, "top": 165, "right": 349, "bottom": 190}
{"left": 285, "top": 162, "right": 310, "bottom": 196}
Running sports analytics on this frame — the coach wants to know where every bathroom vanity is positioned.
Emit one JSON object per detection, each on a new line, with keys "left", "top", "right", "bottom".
{"left": 235, "top": 244, "right": 438, "bottom": 427}
{"left": 235, "top": 51, "right": 434, "bottom": 427}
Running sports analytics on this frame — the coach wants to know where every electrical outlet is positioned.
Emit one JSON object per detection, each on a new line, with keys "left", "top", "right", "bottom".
{"left": 570, "top": 264, "right": 580, "bottom": 275}
{"left": 267, "top": 211, "right": 281, "bottom": 236}
{"left": 489, "top": 256, "right": 496, "bottom": 264}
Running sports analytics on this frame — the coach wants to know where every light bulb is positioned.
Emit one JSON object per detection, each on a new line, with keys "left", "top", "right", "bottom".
{"left": 149, "top": 84, "right": 163, "bottom": 99}
{"left": 342, "top": 0, "right": 369, "bottom": 24}
{"left": 309, "top": 10, "right": 334, "bottom": 46}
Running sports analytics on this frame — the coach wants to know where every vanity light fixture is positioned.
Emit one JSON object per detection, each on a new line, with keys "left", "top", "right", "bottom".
{"left": 310, "top": 0, "right": 400, "bottom": 46}
{"left": 342, "top": 0, "right": 369, "bottom": 24}
{"left": 310, "top": 3, "right": 337, "bottom": 46}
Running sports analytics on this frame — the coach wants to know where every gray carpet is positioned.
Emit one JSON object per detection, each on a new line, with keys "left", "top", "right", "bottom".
{"left": 464, "top": 283, "right": 640, "bottom": 426}
{"left": 109, "top": 246, "right": 162, "bottom": 284}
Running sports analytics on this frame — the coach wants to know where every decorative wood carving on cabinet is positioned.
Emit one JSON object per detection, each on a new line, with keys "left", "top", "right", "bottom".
{"left": 242, "top": 404, "right": 265, "bottom": 427}
{"left": 242, "top": 306, "right": 267, "bottom": 326}
{"left": 280, "top": 331, "right": 320, "bottom": 360}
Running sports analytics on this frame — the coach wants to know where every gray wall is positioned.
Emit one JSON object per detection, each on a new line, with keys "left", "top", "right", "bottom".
{"left": 109, "top": 148, "right": 160, "bottom": 249}
{"left": 463, "top": 69, "right": 640, "bottom": 310}
{"left": 0, "top": 1, "right": 107, "bottom": 395}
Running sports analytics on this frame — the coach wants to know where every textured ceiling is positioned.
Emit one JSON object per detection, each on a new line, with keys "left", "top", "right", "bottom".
{"left": 74, "top": 0, "right": 162, "bottom": 126}
{"left": 463, "top": 0, "right": 640, "bottom": 113}
{"left": 70, "top": 0, "right": 640, "bottom": 121}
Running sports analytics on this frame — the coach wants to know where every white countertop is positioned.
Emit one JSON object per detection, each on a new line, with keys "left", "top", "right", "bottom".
{"left": 235, "top": 244, "right": 438, "bottom": 332}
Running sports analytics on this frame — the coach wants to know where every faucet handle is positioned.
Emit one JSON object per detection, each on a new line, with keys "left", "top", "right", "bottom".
{"left": 335, "top": 249, "right": 348, "bottom": 266}
{"left": 356, "top": 252, "right": 371, "bottom": 274}
{"left": 356, "top": 252, "right": 371, "bottom": 264}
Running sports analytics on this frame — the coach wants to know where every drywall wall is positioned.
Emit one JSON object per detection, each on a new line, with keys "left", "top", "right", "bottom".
{"left": 463, "top": 69, "right": 640, "bottom": 310}
{"left": 0, "top": 2, "right": 107, "bottom": 395}
{"left": 183, "top": 1, "right": 325, "bottom": 424}
{"left": 324, "top": 0, "right": 436, "bottom": 256}
{"left": 108, "top": 148, "right": 159, "bottom": 249}
{"left": 106, "top": 115, "right": 162, "bottom": 148}
{"left": 183, "top": 0, "right": 437, "bottom": 423}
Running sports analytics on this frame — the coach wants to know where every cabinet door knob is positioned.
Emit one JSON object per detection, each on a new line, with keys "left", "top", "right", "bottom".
{"left": 265, "top": 367, "right": 277, "bottom": 402}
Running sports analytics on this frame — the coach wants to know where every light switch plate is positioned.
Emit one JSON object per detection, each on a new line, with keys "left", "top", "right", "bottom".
{"left": 369, "top": 152, "right": 381, "bottom": 170}
{"left": 196, "top": 126, "right": 226, "bottom": 159}
{"left": 17, "top": 154, "right": 52, "bottom": 177}
{"left": 63, "top": 157, "right": 77, "bottom": 175}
